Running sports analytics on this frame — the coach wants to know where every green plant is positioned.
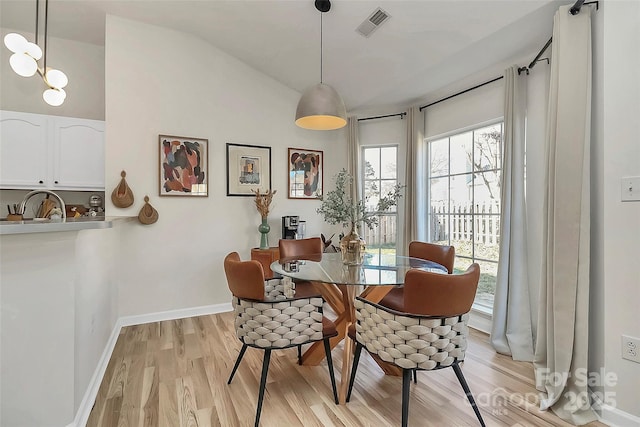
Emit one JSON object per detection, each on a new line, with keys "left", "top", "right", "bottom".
{"left": 317, "top": 169, "right": 403, "bottom": 230}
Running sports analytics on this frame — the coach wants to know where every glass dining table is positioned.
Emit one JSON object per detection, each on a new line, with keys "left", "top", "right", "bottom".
{"left": 271, "top": 252, "right": 447, "bottom": 403}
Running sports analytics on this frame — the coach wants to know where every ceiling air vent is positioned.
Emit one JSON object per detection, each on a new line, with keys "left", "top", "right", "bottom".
{"left": 356, "top": 7, "right": 390, "bottom": 38}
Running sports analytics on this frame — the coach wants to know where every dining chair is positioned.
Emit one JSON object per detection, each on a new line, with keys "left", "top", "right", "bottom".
{"left": 379, "top": 241, "right": 456, "bottom": 335}
{"left": 346, "top": 263, "right": 485, "bottom": 427}
{"left": 409, "top": 241, "right": 456, "bottom": 273}
{"left": 278, "top": 237, "right": 325, "bottom": 363}
{"left": 224, "top": 252, "right": 338, "bottom": 426}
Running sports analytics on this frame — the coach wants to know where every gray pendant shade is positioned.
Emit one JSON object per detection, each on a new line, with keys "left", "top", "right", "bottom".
{"left": 295, "top": 82, "right": 347, "bottom": 130}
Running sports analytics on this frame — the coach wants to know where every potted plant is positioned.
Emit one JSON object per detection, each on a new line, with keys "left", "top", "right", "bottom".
{"left": 317, "top": 169, "right": 403, "bottom": 264}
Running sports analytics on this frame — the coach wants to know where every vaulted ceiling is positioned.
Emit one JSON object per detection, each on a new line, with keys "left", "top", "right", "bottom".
{"left": 0, "top": 0, "right": 569, "bottom": 113}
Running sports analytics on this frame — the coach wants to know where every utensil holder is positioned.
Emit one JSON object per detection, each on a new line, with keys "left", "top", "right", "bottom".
{"left": 6, "top": 214, "right": 23, "bottom": 221}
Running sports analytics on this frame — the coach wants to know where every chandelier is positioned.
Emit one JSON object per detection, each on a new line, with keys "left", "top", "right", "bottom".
{"left": 4, "top": 0, "right": 68, "bottom": 106}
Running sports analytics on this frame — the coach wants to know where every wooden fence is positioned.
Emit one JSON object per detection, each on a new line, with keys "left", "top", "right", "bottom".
{"left": 357, "top": 201, "right": 500, "bottom": 248}
{"left": 430, "top": 201, "right": 500, "bottom": 245}
{"left": 361, "top": 215, "right": 397, "bottom": 246}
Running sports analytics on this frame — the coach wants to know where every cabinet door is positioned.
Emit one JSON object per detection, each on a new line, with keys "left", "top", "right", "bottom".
{"left": 0, "top": 111, "right": 49, "bottom": 189}
{"left": 52, "top": 118, "right": 105, "bottom": 190}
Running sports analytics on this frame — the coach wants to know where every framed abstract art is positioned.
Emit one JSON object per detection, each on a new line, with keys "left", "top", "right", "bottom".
{"left": 159, "top": 135, "right": 208, "bottom": 197}
{"left": 288, "top": 147, "right": 323, "bottom": 199}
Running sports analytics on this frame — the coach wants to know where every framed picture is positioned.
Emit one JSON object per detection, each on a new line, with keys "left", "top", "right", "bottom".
{"left": 288, "top": 147, "right": 323, "bottom": 199}
{"left": 159, "top": 135, "right": 208, "bottom": 197}
{"left": 226, "top": 143, "right": 272, "bottom": 196}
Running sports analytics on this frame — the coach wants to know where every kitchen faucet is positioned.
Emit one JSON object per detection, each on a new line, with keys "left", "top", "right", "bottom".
{"left": 18, "top": 190, "right": 67, "bottom": 219}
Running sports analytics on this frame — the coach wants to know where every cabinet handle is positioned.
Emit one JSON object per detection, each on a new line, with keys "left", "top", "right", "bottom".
{"left": 39, "top": 180, "right": 44, "bottom": 184}
{"left": 54, "top": 180, "right": 59, "bottom": 184}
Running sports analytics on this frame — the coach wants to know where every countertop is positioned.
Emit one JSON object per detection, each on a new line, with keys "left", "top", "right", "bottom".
{"left": 0, "top": 216, "right": 137, "bottom": 235}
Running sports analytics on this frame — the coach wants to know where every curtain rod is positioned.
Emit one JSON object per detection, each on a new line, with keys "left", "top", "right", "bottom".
{"left": 419, "top": 76, "right": 503, "bottom": 111}
{"left": 358, "top": 112, "right": 406, "bottom": 122}
{"left": 419, "top": 0, "right": 599, "bottom": 111}
{"left": 518, "top": 0, "right": 598, "bottom": 74}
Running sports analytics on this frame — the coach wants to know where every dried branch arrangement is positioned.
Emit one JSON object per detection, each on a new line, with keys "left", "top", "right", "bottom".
{"left": 251, "top": 189, "right": 277, "bottom": 219}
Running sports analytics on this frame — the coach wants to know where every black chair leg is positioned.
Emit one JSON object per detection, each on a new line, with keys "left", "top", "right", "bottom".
{"left": 413, "top": 370, "right": 417, "bottom": 384}
{"left": 298, "top": 345, "right": 302, "bottom": 365}
{"left": 323, "top": 338, "right": 339, "bottom": 404}
{"left": 346, "top": 343, "right": 363, "bottom": 402}
{"left": 402, "top": 369, "right": 411, "bottom": 427}
{"left": 228, "top": 343, "right": 248, "bottom": 384}
{"left": 254, "top": 349, "right": 272, "bottom": 427}
{"left": 452, "top": 363, "right": 485, "bottom": 427}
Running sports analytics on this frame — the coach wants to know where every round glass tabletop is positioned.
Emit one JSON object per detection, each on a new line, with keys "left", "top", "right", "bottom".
{"left": 270, "top": 252, "right": 447, "bottom": 286}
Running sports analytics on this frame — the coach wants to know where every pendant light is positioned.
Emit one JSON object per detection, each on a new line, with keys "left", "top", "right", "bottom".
{"left": 3, "top": 0, "right": 68, "bottom": 106}
{"left": 295, "top": 0, "right": 347, "bottom": 130}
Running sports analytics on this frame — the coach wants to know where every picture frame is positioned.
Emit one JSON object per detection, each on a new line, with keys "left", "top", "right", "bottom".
{"left": 288, "top": 147, "right": 323, "bottom": 200}
{"left": 226, "top": 143, "right": 272, "bottom": 196}
{"left": 159, "top": 135, "right": 208, "bottom": 197}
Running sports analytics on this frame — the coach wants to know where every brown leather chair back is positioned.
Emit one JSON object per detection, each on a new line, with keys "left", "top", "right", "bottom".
{"left": 279, "top": 237, "right": 323, "bottom": 258}
{"left": 403, "top": 263, "right": 480, "bottom": 316}
{"left": 223, "top": 252, "right": 266, "bottom": 301}
{"left": 409, "top": 241, "right": 456, "bottom": 273}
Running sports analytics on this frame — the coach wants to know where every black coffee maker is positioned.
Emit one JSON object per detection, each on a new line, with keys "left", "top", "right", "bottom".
{"left": 282, "top": 216, "right": 299, "bottom": 239}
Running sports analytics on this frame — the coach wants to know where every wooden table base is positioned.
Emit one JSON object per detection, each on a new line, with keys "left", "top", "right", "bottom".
{"left": 300, "top": 282, "right": 401, "bottom": 403}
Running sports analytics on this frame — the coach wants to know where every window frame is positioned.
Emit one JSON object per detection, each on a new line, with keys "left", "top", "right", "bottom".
{"left": 425, "top": 119, "right": 503, "bottom": 312}
{"left": 361, "top": 144, "right": 399, "bottom": 260}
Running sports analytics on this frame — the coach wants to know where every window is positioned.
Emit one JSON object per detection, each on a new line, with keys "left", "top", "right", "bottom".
{"left": 427, "top": 122, "right": 502, "bottom": 311}
{"left": 362, "top": 145, "right": 398, "bottom": 263}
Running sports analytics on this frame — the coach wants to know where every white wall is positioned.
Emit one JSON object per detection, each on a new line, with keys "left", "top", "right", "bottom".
{"left": 105, "top": 16, "right": 347, "bottom": 316}
{"left": 0, "top": 28, "right": 104, "bottom": 120}
{"left": 423, "top": 77, "right": 504, "bottom": 140}
{"left": 601, "top": 0, "right": 640, "bottom": 421}
{"left": 0, "top": 228, "right": 118, "bottom": 426}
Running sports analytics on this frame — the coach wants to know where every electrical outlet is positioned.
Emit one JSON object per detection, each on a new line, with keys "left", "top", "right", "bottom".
{"left": 622, "top": 335, "right": 640, "bottom": 363}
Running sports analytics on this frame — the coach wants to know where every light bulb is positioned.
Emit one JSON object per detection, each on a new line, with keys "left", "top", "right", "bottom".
{"left": 4, "top": 33, "right": 27, "bottom": 53}
{"left": 43, "top": 88, "right": 66, "bottom": 106}
{"left": 9, "top": 53, "right": 38, "bottom": 77}
{"left": 45, "top": 69, "right": 68, "bottom": 88}
{"left": 24, "top": 42, "right": 42, "bottom": 60}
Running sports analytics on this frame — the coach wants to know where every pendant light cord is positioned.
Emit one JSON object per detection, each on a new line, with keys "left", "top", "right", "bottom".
{"left": 44, "top": 0, "right": 48, "bottom": 72}
{"left": 35, "top": 0, "right": 39, "bottom": 48}
{"left": 320, "top": 12, "right": 323, "bottom": 84}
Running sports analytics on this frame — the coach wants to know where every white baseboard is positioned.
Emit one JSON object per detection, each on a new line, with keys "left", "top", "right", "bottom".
{"left": 590, "top": 387, "right": 640, "bottom": 427}
{"left": 469, "top": 306, "right": 492, "bottom": 334}
{"left": 118, "top": 302, "right": 233, "bottom": 327}
{"left": 599, "top": 404, "right": 640, "bottom": 427}
{"left": 69, "top": 318, "right": 122, "bottom": 427}
{"left": 69, "top": 302, "right": 233, "bottom": 427}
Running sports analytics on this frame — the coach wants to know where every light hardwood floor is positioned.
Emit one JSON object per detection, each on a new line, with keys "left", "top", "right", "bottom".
{"left": 87, "top": 311, "right": 607, "bottom": 427}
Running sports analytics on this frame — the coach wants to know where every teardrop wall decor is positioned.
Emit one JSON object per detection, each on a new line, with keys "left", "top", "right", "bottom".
{"left": 111, "top": 170, "right": 135, "bottom": 208}
{"left": 138, "top": 196, "right": 159, "bottom": 225}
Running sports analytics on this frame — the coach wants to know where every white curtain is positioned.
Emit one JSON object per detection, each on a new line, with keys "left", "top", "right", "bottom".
{"left": 401, "top": 107, "right": 421, "bottom": 255}
{"left": 491, "top": 66, "right": 535, "bottom": 362}
{"left": 534, "top": 5, "right": 596, "bottom": 424}
{"left": 347, "top": 116, "right": 361, "bottom": 203}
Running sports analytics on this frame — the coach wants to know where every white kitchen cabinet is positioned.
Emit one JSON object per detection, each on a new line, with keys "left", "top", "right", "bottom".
{"left": 0, "top": 110, "right": 104, "bottom": 190}
{"left": 0, "top": 111, "right": 49, "bottom": 189}
{"left": 53, "top": 117, "right": 105, "bottom": 190}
